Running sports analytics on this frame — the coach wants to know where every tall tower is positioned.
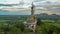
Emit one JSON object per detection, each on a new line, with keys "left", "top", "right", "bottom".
{"left": 23, "top": 2, "right": 37, "bottom": 32}
{"left": 31, "top": 2, "right": 36, "bottom": 20}
{"left": 31, "top": 2, "right": 35, "bottom": 16}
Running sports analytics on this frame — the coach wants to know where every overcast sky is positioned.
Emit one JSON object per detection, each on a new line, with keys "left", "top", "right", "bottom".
{"left": 0, "top": 0, "right": 60, "bottom": 15}
{"left": 0, "top": 0, "right": 60, "bottom": 9}
{"left": 0, "top": 0, "right": 60, "bottom": 4}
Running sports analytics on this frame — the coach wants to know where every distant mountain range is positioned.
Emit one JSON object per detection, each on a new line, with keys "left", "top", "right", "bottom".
{"left": 0, "top": 10, "right": 30, "bottom": 15}
{"left": 0, "top": 9, "right": 60, "bottom": 15}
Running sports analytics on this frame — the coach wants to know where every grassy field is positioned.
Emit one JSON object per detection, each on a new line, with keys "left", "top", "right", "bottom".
{"left": 0, "top": 20, "right": 10, "bottom": 22}
{"left": 0, "top": 19, "right": 60, "bottom": 34}
{"left": 0, "top": 20, "right": 56, "bottom": 22}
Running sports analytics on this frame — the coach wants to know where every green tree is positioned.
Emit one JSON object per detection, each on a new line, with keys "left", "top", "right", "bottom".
{"left": 0, "top": 25, "right": 10, "bottom": 34}
{"left": 15, "top": 22, "right": 25, "bottom": 32}
{"left": 37, "top": 18, "right": 42, "bottom": 25}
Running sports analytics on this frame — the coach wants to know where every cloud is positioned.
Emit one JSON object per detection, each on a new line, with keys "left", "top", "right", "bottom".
{"left": 0, "top": 0, "right": 21, "bottom": 4}
{"left": 0, "top": 0, "right": 60, "bottom": 12}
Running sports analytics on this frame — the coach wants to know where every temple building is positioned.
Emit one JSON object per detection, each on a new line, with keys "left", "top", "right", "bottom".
{"left": 23, "top": 2, "right": 37, "bottom": 32}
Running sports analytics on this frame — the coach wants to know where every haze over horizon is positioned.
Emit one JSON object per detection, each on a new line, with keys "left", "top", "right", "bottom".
{"left": 0, "top": 0, "right": 60, "bottom": 15}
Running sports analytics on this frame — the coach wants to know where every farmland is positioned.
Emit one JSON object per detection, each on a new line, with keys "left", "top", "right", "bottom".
{"left": 0, "top": 15, "right": 60, "bottom": 34}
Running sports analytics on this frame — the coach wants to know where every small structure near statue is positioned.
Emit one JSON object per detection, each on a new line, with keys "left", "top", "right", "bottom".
{"left": 23, "top": 2, "right": 37, "bottom": 32}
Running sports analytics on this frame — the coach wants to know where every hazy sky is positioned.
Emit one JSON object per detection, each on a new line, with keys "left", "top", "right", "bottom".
{"left": 0, "top": 0, "right": 60, "bottom": 15}
{"left": 0, "top": 0, "right": 59, "bottom": 4}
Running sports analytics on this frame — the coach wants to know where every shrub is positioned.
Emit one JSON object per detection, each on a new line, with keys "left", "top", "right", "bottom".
{"left": 15, "top": 22, "right": 25, "bottom": 32}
